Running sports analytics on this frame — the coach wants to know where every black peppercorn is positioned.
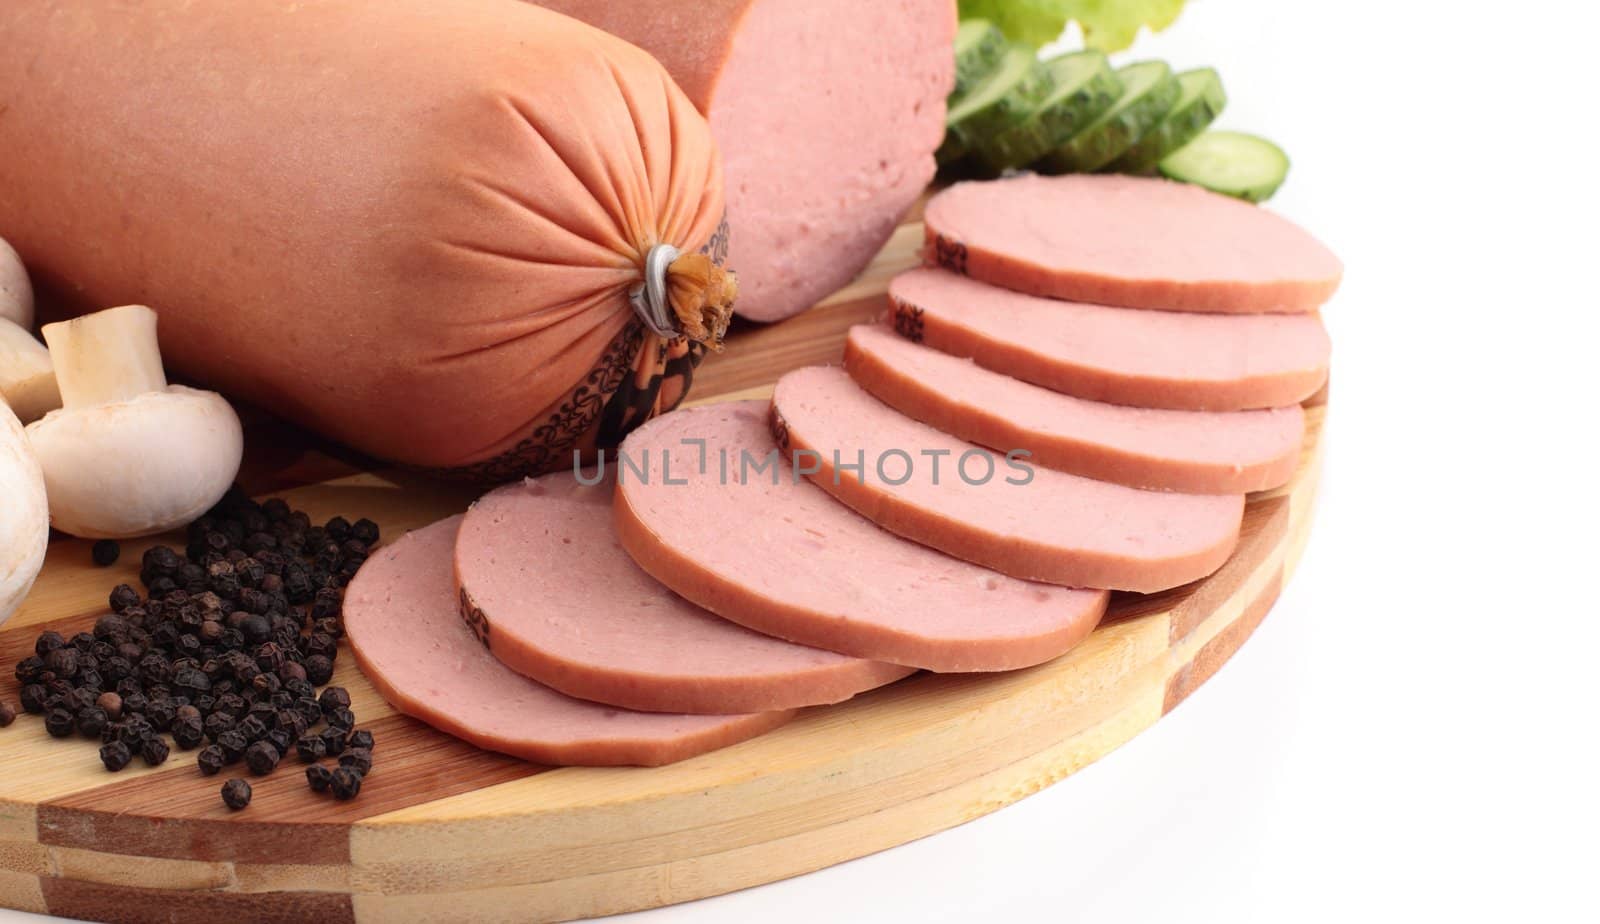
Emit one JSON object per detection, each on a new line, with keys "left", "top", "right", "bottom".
{"left": 214, "top": 693, "right": 247, "bottom": 717}
{"left": 144, "top": 698, "right": 176, "bottom": 732}
{"left": 347, "top": 729, "right": 374, "bottom": 752}
{"left": 34, "top": 631, "right": 66, "bottom": 658}
{"left": 305, "top": 633, "right": 337, "bottom": 659}
{"left": 306, "top": 764, "right": 334, "bottom": 793}
{"left": 237, "top": 714, "right": 269, "bottom": 743}
{"left": 241, "top": 589, "right": 275, "bottom": 618}
{"left": 147, "top": 576, "right": 179, "bottom": 598}
{"left": 324, "top": 706, "right": 355, "bottom": 731}
{"left": 0, "top": 701, "right": 14, "bottom": 728}
{"left": 254, "top": 642, "right": 288, "bottom": 674}
{"left": 109, "top": 585, "right": 141, "bottom": 613}
{"left": 140, "top": 736, "right": 170, "bottom": 767}
{"left": 174, "top": 633, "right": 202, "bottom": 659}
{"left": 91, "top": 539, "right": 121, "bottom": 566}
{"left": 44, "top": 708, "right": 76, "bottom": 738}
{"left": 76, "top": 706, "right": 108, "bottom": 739}
{"left": 339, "top": 748, "right": 373, "bottom": 776}
{"left": 266, "top": 728, "right": 294, "bottom": 757}
{"left": 303, "top": 654, "right": 334, "bottom": 686}
{"left": 221, "top": 778, "right": 252, "bottom": 810}
{"left": 178, "top": 565, "right": 209, "bottom": 594}
{"left": 204, "top": 531, "right": 232, "bottom": 556}
{"left": 350, "top": 518, "right": 379, "bottom": 546}
{"left": 121, "top": 690, "right": 149, "bottom": 716}
{"left": 173, "top": 667, "right": 211, "bottom": 695}
{"left": 293, "top": 733, "right": 326, "bottom": 763}
{"left": 310, "top": 586, "right": 342, "bottom": 620}
{"left": 239, "top": 613, "right": 271, "bottom": 645}
{"left": 330, "top": 766, "right": 363, "bottom": 800}
{"left": 114, "top": 717, "right": 151, "bottom": 747}
{"left": 92, "top": 615, "right": 128, "bottom": 644}
{"left": 14, "top": 655, "right": 45, "bottom": 684}
{"left": 203, "top": 712, "right": 235, "bottom": 740}
{"left": 45, "top": 647, "right": 80, "bottom": 680}
{"left": 324, "top": 516, "right": 351, "bottom": 541}
{"left": 275, "top": 709, "right": 308, "bottom": 739}
{"left": 288, "top": 701, "right": 318, "bottom": 732}
{"left": 215, "top": 729, "right": 249, "bottom": 762}
{"left": 142, "top": 544, "right": 182, "bottom": 576}
{"left": 278, "top": 660, "right": 307, "bottom": 685}
{"left": 68, "top": 686, "right": 98, "bottom": 712}
{"left": 99, "top": 740, "right": 133, "bottom": 772}
{"left": 313, "top": 728, "right": 343, "bottom": 759}
{"left": 244, "top": 740, "right": 281, "bottom": 775}
{"left": 20, "top": 684, "right": 48, "bottom": 714}
{"left": 196, "top": 745, "right": 226, "bottom": 776}
{"left": 172, "top": 713, "right": 205, "bottom": 749}
{"left": 316, "top": 685, "right": 349, "bottom": 714}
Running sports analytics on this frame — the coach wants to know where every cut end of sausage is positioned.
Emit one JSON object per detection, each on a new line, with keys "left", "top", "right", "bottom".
{"left": 713, "top": 0, "right": 954, "bottom": 321}
{"left": 344, "top": 516, "right": 791, "bottom": 767}
{"left": 923, "top": 174, "right": 1343, "bottom": 314}
{"left": 455, "top": 472, "right": 913, "bottom": 714}
{"left": 844, "top": 323, "right": 1305, "bottom": 494}
{"left": 614, "top": 401, "right": 1108, "bottom": 672}
{"left": 889, "top": 268, "right": 1331, "bottom": 411}
{"left": 770, "top": 367, "right": 1246, "bottom": 593}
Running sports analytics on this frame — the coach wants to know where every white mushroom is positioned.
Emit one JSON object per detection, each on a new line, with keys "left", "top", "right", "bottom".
{"left": 0, "top": 399, "right": 48, "bottom": 627}
{"left": 26, "top": 305, "right": 244, "bottom": 539}
{"left": 0, "top": 237, "right": 33, "bottom": 330}
{"left": 0, "top": 320, "right": 62, "bottom": 424}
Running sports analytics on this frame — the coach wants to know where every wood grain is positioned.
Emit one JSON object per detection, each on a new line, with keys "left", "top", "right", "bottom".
{"left": 0, "top": 211, "right": 1327, "bottom": 923}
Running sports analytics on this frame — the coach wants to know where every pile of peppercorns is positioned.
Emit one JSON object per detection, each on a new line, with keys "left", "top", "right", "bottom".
{"left": 7, "top": 488, "right": 379, "bottom": 811}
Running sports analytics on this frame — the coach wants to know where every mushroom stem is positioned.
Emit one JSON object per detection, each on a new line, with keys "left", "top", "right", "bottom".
{"left": 0, "top": 320, "right": 62, "bottom": 424}
{"left": 42, "top": 305, "right": 168, "bottom": 408}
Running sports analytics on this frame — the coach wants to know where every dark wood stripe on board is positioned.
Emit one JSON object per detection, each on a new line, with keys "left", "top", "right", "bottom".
{"left": 1164, "top": 567, "right": 1285, "bottom": 714}
{"left": 41, "top": 877, "right": 354, "bottom": 924}
{"left": 38, "top": 713, "right": 545, "bottom": 865}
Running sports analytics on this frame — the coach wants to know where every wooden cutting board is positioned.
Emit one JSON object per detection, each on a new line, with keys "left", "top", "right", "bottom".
{"left": 0, "top": 211, "right": 1326, "bottom": 924}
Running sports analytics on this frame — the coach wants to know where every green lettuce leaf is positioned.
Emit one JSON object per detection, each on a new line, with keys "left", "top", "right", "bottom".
{"left": 958, "top": 0, "right": 1187, "bottom": 52}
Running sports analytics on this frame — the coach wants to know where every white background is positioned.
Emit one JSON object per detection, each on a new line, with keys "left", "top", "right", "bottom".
{"left": 6, "top": 1, "right": 1598, "bottom": 922}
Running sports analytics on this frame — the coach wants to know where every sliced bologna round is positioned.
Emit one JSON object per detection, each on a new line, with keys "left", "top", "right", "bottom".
{"left": 923, "top": 174, "right": 1342, "bottom": 314}
{"left": 536, "top": 0, "right": 955, "bottom": 323}
{"left": 344, "top": 516, "right": 790, "bottom": 767}
{"left": 770, "top": 368, "right": 1244, "bottom": 593}
{"left": 614, "top": 402, "right": 1108, "bottom": 672}
{"left": 456, "top": 474, "right": 914, "bottom": 715}
{"left": 844, "top": 324, "right": 1304, "bottom": 495}
{"left": 889, "top": 268, "right": 1330, "bottom": 411}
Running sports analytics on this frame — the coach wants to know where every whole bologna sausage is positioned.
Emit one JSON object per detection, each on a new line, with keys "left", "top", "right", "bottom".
{"left": 0, "top": 0, "right": 733, "bottom": 479}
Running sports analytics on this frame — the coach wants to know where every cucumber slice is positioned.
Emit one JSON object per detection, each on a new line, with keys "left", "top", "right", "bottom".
{"left": 971, "top": 50, "right": 1123, "bottom": 174}
{"left": 1107, "top": 67, "right": 1227, "bottom": 175}
{"left": 951, "top": 20, "right": 1007, "bottom": 102}
{"left": 1159, "top": 130, "right": 1290, "bottom": 202}
{"left": 937, "top": 46, "right": 1055, "bottom": 166}
{"left": 1039, "top": 60, "right": 1179, "bottom": 174}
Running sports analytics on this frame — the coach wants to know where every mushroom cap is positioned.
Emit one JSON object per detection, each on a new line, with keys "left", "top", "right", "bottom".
{"left": 1, "top": 400, "right": 48, "bottom": 626}
{"left": 0, "top": 237, "right": 32, "bottom": 331}
{"left": 27, "top": 385, "right": 244, "bottom": 539}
